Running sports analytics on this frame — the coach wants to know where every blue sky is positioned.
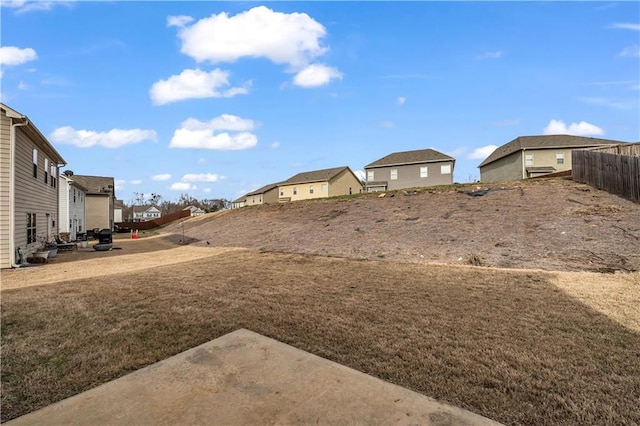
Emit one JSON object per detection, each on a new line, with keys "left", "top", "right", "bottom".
{"left": 1, "top": 1, "right": 638, "bottom": 204}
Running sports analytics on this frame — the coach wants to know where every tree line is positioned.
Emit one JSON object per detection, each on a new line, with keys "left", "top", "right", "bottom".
{"left": 122, "top": 192, "right": 230, "bottom": 220}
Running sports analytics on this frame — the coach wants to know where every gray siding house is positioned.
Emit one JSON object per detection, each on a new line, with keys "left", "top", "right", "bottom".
{"left": 364, "top": 149, "right": 455, "bottom": 192}
{"left": 1, "top": 103, "right": 67, "bottom": 268}
{"left": 479, "top": 135, "right": 627, "bottom": 182}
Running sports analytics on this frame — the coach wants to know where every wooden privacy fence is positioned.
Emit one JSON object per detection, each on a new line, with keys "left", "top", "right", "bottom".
{"left": 572, "top": 143, "right": 640, "bottom": 203}
{"left": 116, "top": 209, "right": 192, "bottom": 231}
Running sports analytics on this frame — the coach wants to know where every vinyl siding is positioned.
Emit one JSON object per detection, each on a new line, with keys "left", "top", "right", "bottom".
{"left": 366, "top": 161, "right": 454, "bottom": 190}
{"left": 85, "top": 195, "right": 111, "bottom": 230}
{"left": 278, "top": 181, "right": 327, "bottom": 201}
{"left": 480, "top": 151, "right": 523, "bottom": 182}
{"left": 58, "top": 176, "right": 71, "bottom": 233}
{"left": 328, "top": 169, "right": 363, "bottom": 197}
{"left": 0, "top": 112, "right": 11, "bottom": 267}
{"left": 14, "top": 126, "right": 60, "bottom": 256}
{"left": 525, "top": 148, "right": 576, "bottom": 175}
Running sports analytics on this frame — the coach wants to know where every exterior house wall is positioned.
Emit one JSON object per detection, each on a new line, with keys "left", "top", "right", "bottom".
{"left": 246, "top": 188, "right": 279, "bottom": 205}
{"left": 1, "top": 112, "right": 11, "bottom": 267}
{"left": 279, "top": 181, "right": 328, "bottom": 202}
{"left": 59, "top": 175, "right": 71, "bottom": 233}
{"left": 525, "top": 148, "right": 574, "bottom": 175}
{"left": 114, "top": 207, "right": 123, "bottom": 223}
{"left": 85, "top": 195, "right": 110, "bottom": 231}
{"left": 480, "top": 152, "right": 523, "bottom": 182}
{"left": 69, "top": 184, "right": 86, "bottom": 240}
{"left": 366, "top": 161, "right": 454, "bottom": 191}
{"left": 14, "top": 126, "right": 60, "bottom": 255}
{"left": 328, "top": 169, "right": 364, "bottom": 197}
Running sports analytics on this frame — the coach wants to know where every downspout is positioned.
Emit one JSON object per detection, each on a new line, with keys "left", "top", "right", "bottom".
{"left": 9, "top": 117, "right": 30, "bottom": 268}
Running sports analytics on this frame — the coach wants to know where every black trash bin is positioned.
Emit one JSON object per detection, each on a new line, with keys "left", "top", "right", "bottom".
{"left": 97, "top": 229, "right": 113, "bottom": 244}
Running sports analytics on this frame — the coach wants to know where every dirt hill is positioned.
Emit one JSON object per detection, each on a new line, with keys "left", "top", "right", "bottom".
{"left": 166, "top": 178, "right": 640, "bottom": 273}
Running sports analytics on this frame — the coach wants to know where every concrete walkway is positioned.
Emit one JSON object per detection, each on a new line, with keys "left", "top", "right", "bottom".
{"left": 8, "top": 329, "right": 501, "bottom": 425}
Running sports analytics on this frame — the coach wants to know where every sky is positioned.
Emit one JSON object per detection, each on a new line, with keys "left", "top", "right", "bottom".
{"left": 1, "top": 1, "right": 639, "bottom": 204}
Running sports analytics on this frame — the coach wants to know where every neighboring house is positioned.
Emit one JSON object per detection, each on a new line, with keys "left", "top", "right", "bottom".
{"left": 278, "top": 166, "right": 363, "bottom": 202}
{"left": 245, "top": 183, "right": 280, "bottom": 206}
{"left": 478, "top": 134, "right": 627, "bottom": 182}
{"left": 231, "top": 196, "right": 246, "bottom": 209}
{"left": 364, "top": 148, "right": 455, "bottom": 192}
{"left": 70, "top": 175, "right": 116, "bottom": 231}
{"left": 183, "top": 205, "right": 205, "bottom": 216}
{"left": 58, "top": 171, "right": 87, "bottom": 241}
{"left": 1, "top": 103, "right": 67, "bottom": 268}
{"left": 132, "top": 205, "right": 161, "bottom": 221}
{"left": 114, "top": 199, "right": 124, "bottom": 223}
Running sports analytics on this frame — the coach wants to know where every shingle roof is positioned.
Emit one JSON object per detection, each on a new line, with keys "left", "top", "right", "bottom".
{"left": 132, "top": 205, "right": 159, "bottom": 214}
{"left": 365, "top": 149, "right": 454, "bottom": 168}
{"left": 114, "top": 199, "right": 125, "bottom": 209}
{"left": 71, "top": 175, "right": 115, "bottom": 196}
{"left": 282, "top": 166, "right": 353, "bottom": 185}
{"left": 245, "top": 183, "right": 279, "bottom": 197}
{"left": 478, "top": 135, "right": 627, "bottom": 168}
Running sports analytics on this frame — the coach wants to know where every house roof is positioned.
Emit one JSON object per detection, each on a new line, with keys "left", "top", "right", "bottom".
{"left": 281, "top": 166, "right": 354, "bottom": 185}
{"left": 365, "top": 149, "right": 454, "bottom": 169}
{"left": 59, "top": 174, "right": 88, "bottom": 192}
{"left": 1, "top": 103, "right": 66, "bottom": 166}
{"left": 478, "top": 135, "right": 627, "bottom": 168}
{"left": 232, "top": 196, "right": 247, "bottom": 204}
{"left": 114, "top": 199, "right": 125, "bottom": 209}
{"left": 246, "top": 183, "right": 279, "bottom": 197}
{"left": 70, "top": 175, "right": 116, "bottom": 197}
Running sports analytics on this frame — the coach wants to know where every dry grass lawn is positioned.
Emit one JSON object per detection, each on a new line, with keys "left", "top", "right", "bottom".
{"left": 2, "top": 243, "right": 639, "bottom": 425}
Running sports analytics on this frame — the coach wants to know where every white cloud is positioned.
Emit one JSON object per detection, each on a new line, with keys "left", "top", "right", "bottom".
{"left": 114, "top": 179, "right": 126, "bottom": 191}
{"left": 578, "top": 97, "right": 637, "bottom": 109}
{"left": 152, "top": 173, "right": 172, "bottom": 181}
{"left": 293, "top": 64, "right": 342, "bottom": 87}
{"left": 167, "top": 15, "right": 194, "bottom": 28}
{"left": 17, "top": 81, "right": 29, "bottom": 90}
{"left": 49, "top": 126, "right": 158, "bottom": 148}
{"left": 478, "top": 51, "right": 503, "bottom": 59}
{"left": 150, "top": 68, "right": 249, "bottom": 105}
{"left": 468, "top": 145, "right": 498, "bottom": 160}
{"left": 619, "top": 45, "right": 640, "bottom": 57}
{"left": 609, "top": 23, "right": 640, "bottom": 31}
{"left": 1, "top": 0, "right": 74, "bottom": 14}
{"left": 130, "top": 179, "right": 142, "bottom": 185}
{"left": 170, "top": 182, "right": 196, "bottom": 191}
{"left": 543, "top": 119, "right": 605, "bottom": 136}
{"left": 169, "top": 114, "right": 257, "bottom": 150}
{"left": 203, "top": 188, "right": 212, "bottom": 193}
{"left": 175, "top": 6, "right": 328, "bottom": 69}
{"left": 181, "top": 173, "right": 221, "bottom": 183}
{"left": 397, "top": 96, "right": 406, "bottom": 106}
{"left": 0, "top": 46, "right": 37, "bottom": 67}
{"left": 353, "top": 170, "right": 366, "bottom": 182}
{"left": 197, "top": 157, "right": 207, "bottom": 164}
{"left": 270, "top": 141, "right": 280, "bottom": 149}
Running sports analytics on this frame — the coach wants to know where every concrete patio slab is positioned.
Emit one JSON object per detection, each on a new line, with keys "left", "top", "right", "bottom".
{"left": 7, "top": 329, "right": 501, "bottom": 425}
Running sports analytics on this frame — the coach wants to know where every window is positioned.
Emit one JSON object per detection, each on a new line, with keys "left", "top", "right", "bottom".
{"left": 556, "top": 153, "right": 564, "bottom": 165}
{"left": 73, "top": 189, "right": 76, "bottom": 203}
{"left": 26, "top": 213, "right": 36, "bottom": 244}
{"left": 44, "top": 158, "right": 48, "bottom": 184}
{"left": 321, "top": 184, "right": 327, "bottom": 192}
{"left": 525, "top": 154, "right": 533, "bottom": 166}
{"left": 32, "top": 149, "right": 38, "bottom": 178}
{"left": 420, "top": 166, "right": 428, "bottom": 178}
{"left": 50, "top": 164, "right": 56, "bottom": 187}
{"left": 293, "top": 187, "right": 297, "bottom": 195}
{"left": 78, "top": 219, "right": 82, "bottom": 232}
{"left": 390, "top": 169, "right": 398, "bottom": 180}
{"left": 280, "top": 190, "right": 284, "bottom": 197}
{"left": 367, "top": 170, "right": 374, "bottom": 181}
{"left": 309, "top": 185, "right": 314, "bottom": 194}
{"left": 441, "top": 164, "right": 451, "bottom": 174}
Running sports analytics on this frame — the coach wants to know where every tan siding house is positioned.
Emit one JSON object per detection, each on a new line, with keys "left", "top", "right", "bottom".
{"left": 70, "top": 175, "right": 115, "bottom": 231}
{"left": 243, "top": 183, "right": 280, "bottom": 206}
{"left": 1, "top": 103, "right": 66, "bottom": 268}
{"left": 364, "top": 149, "right": 455, "bottom": 192}
{"left": 278, "top": 166, "right": 363, "bottom": 202}
{"left": 479, "top": 135, "right": 628, "bottom": 182}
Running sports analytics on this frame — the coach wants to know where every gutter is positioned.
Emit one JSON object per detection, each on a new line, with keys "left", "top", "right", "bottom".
{"left": 9, "top": 116, "right": 30, "bottom": 268}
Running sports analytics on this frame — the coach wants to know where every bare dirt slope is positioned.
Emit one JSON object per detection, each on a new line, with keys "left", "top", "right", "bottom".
{"left": 166, "top": 178, "right": 640, "bottom": 273}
